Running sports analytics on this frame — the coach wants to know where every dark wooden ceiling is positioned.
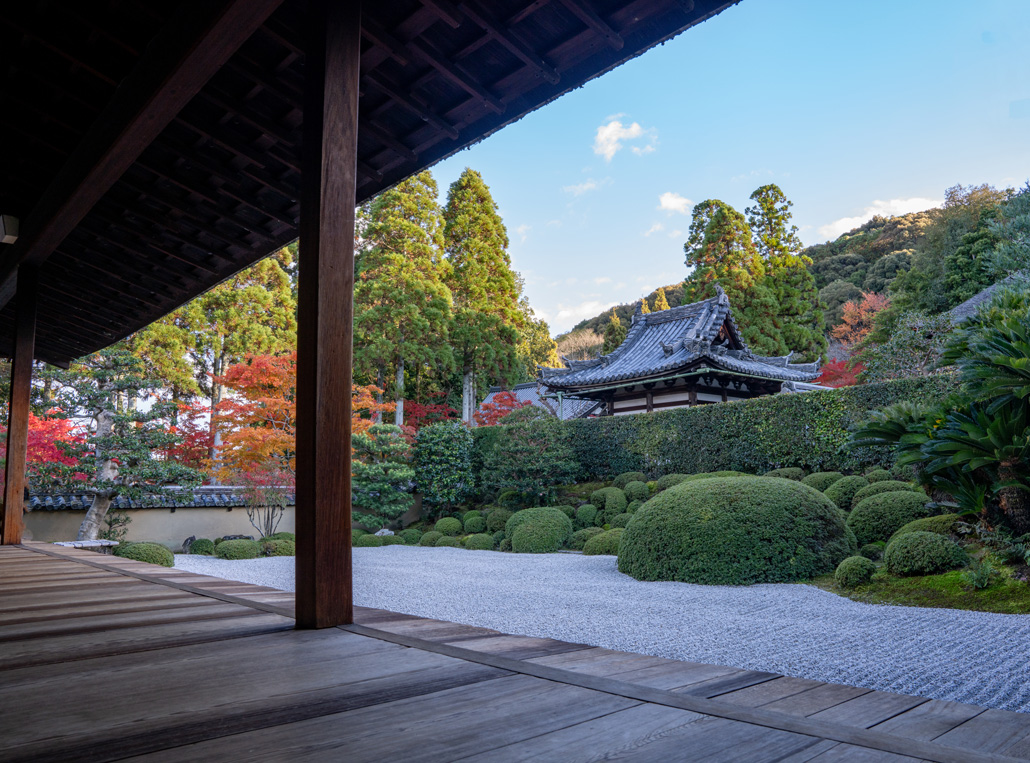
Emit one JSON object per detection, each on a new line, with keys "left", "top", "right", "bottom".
{"left": 0, "top": 0, "right": 738, "bottom": 365}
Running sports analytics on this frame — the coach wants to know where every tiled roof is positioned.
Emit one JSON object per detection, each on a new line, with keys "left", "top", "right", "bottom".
{"left": 949, "top": 273, "right": 1026, "bottom": 323}
{"left": 480, "top": 382, "right": 600, "bottom": 421}
{"left": 28, "top": 488, "right": 295, "bottom": 511}
{"left": 540, "top": 287, "right": 821, "bottom": 388}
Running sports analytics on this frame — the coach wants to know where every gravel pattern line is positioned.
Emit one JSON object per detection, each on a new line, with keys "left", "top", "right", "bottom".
{"left": 174, "top": 547, "right": 1030, "bottom": 713}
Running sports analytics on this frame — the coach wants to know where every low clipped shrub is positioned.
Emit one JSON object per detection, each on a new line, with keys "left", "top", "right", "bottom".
{"left": 610, "top": 513, "right": 633, "bottom": 528}
{"left": 823, "top": 476, "right": 870, "bottom": 512}
{"left": 419, "top": 531, "right": 443, "bottom": 547}
{"left": 462, "top": 510, "right": 482, "bottom": 521}
{"left": 656, "top": 473, "right": 690, "bottom": 491}
{"left": 463, "top": 515, "right": 486, "bottom": 534}
{"left": 492, "top": 530, "right": 505, "bottom": 546}
{"left": 465, "top": 533, "right": 495, "bottom": 550}
{"left": 889, "top": 514, "right": 961, "bottom": 542}
{"left": 583, "top": 528, "right": 624, "bottom": 555}
{"left": 884, "top": 531, "right": 968, "bottom": 576}
{"left": 214, "top": 539, "right": 261, "bottom": 560}
{"left": 486, "top": 508, "right": 513, "bottom": 533}
{"left": 189, "top": 538, "right": 215, "bottom": 555}
{"left": 262, "top": 539, "right": 296, "bottom": 556}
{"left": 613, "top": 471, "right": 647, "bottom": 489}
{"left": 352, "top": 529, "right": 368, "bottom": 541}
{"left": 506, "top": 507, "right": 574, "bottom": 553}
{"left": 683, "top": 470, "right": 747, "bottom": 481}
{"left": 434, "top": 517, "right": 463, "bottom": 536}
{"left": 590, "top": 487, "right": 628, "bottom": 517}
{"left": 623, "top": 481, "right": 650, "bottom": 502}
{"left": 851, "top": 481, "right": 924, "bottom": 509}
{"left": 399, "top": 528, "right": 422, "bottom": 545}
{"left": 575, "top": 504, "right": 598, "bottom": 527}
{"left": 356, "top": 534, "right": 383, "bottom": 547}
{"left": 381, "top": 535, "right": 405, "bottom": 546}
{"left": 618, "top": 476, "right": 852, "bottom": 585}
{"left": 115, "top": 542, "right": 174, "bottom": 567}
{"left": 835, "top": 556, "right": 876, "bottom": 588}
{"left": 435, "top": 536, "right": 461, "bottom": 548}
{"left": 556, "top": 505, "right": 576, "bottom": 519}
{"left": 847, "top": 491, "right": 937, "bottom": 546}
{"left": 570, "top": 527, "right": 604, "bottom": 550}
{"left": 626, "top": 500, "right": 643, "bottom": 513}
{"left": 499, "top": 538, "right": 512, "bottom": 552}
{"left": 860, "top": 542, "right": 885, "bottom": 561}
{"left": 801, "top": 471, "right": 844, "bottom": 492}
{"left": 763, "top": 467, "right": 805, "bottom": 481}
{"left": 864, "top": 468, "right": 892, "bottom": 483}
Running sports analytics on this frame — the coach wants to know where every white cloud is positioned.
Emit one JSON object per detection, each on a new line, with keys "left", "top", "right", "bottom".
{"left": 515, "top": 223, "right": 530, "bottom": 243}
{"left": 562, "top": 177, "right": 611, "bottom": 196}
{"left": 548, "top": 300, "right": 620, "bottom": 332}
{"left": 594, "top": 277, "right": 612, "bottom": 284}
{"left": 668, "top": 229, "right": 683, "bottom": 239}
{"left": 593, "top": 119, "right": 657, "bottom": 161}
{"left": 658, "top": 191, "right": 691, "bottom": 215}
{"left": 818, "top": 197, "right": 942, "bottom": 240}
{"left": 643, "top": 222, "right": 664, "bottom": 237}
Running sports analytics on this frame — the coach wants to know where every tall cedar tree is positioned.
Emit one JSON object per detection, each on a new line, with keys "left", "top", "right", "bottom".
{"left": 639, "top": 298, "right": 651, "bottom": 314}
{"left": 513, "top": 273, "right": 560, "bottom": 382}
{"left": 682, "top": 201, "right": 784, "bottom": 355}
{"left": 443, "top": 169, "right": 522, "bottom": 422}
{"left": 356, "top": 171, "right": 453, "bottom": 426}
{"left": 652, "top": 287, "right": 671, "bottom": 311}
{"left": 745, "top": 185, "right": 827, "bottom": 362}
{"left": 602, "top": 311, "right": 627, "bottom": 354}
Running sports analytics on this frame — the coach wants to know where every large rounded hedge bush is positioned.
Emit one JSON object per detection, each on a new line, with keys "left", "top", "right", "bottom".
{"left": 864, "top": 468, "right": 893, "bottom": 483}
{"left": 590, "top": 487, "right": 628, "bottom": 516}
{"left": 506, "top": 507, "right": 574, "bottom": 553}
{"left": 464, "top": 533, "right": 495, "bottom": 550}
{"left": 486, "top": 508, "right": 513, "bottom": 533}
{"left": 570, "top": 527, "right": 603, "bottom": 550}
{"left": 613, "top": 471, "right": 647, "bottom": 489}
{"left": 262, "top": 539, "right": 296, "bottom": 556}
{"left": 618, "top": 477, "right": 852, "bottom": 585}
{"left": 380, "top": 535, "right": 405, "bottom": 546}
{"left": 835, "top": 556, "right": 876, "bottom": 588}
{"left": 851, "top": 481, "right": 924, "bottom": 509}
{"left": 610, "top": 512, "right": 633, "bottom": 528}
{"left": 684, "top": 471, "right": 747, "bottom": 481}
{"left": 656, "top": 473, "right": 689, "bottom": 491}
{"left": 435, "top": 536, "right": 461, "bottom": 548}
{"left": 889, "top": 514, "right": 961, "bottom": 542}
{"left": 399, "top": 528, "right": 422, "bottom": 545}
{"left": 434, "top": 517, "right": 463, "bottom": 536}
{"left": 763, "top": 467, "right": 805, "bottom": 481}
{"left": 801, "top": 471, "right": 844, "bottom": 492}
{"left": 356, "top": 534, "right": 383, "bottom": 547}
{"left": 463, "top": 515, "right": 486, "bottom": 534}
{"left": 823, "top": 476, "right": 870, "bottom": 512}
{"left": 583, "top": 528, "right": 624, "bottom": 556}
{"left": 418, "top": 530, "right": 443, "bottom": 547}
{"left": 624, "top": 481, "right": 650, "bottom": 502}
{"left": 575, "top": 504, "right": 599, "bottom": 528}
{"left": 115, "top": 542, "right": 175, "bottom": 567}
{"left": 883, "top": 531, "right": 968, "bottom": 576}
{"left": 860, "top": 542, "right": 885, "bottom": 561}
{"left": 847, "top": 491, "right": 936, "bottom": 546}
{"left": 214, "top": 539, "right": 261, "bottom": 560}
{"left": 189, "top": 538, "right": 215, "bottom": 555}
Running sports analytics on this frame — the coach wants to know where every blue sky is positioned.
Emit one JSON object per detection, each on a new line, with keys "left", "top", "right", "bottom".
{"left": 430, "top": 0, "right": 1030, "bottom": 335}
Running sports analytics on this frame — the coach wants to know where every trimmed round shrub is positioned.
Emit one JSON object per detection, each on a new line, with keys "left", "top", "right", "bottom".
{"left": 656, "top": 473, "right": 690, "bottom": 491}
{"left": 506, "top": 507, "right": 574, "bottom": 553}
{"left": 462, "top": 510, "right": 482, "bottom": 521}
{"left": 860, "top": 542, "right": 885, "bottom": 561}
{"left": 590, "top": 487, "right": 628, "bottom": 516}
{"left": 399, "top": 528, "right": 422, "bottom": 545}
{"left": 352, "top": 529, "right": 368, "bottom": 540}
{"left": 613, "top": 471, "right": 647, "bottom": 489}
{"left": 610, "top": 512, "right": 633, "bottom": 528}
{"left": 763, "top": 467, "right": 805, "bottom": 481}
{"left": 435, "top": 536, "right": 461, "bottom": 548}
{"left": 583, "top": 528, "right": 624, "bottom": 556}
{"left": 576, "top": 504, "right": 599, "bottom": 527}
{"left": 115, "top": 542, "right": 174, "bottom": 567}
{"left": 497, "top": 489, "right": 525, "bottom": 510}
{"left": 618, "top": 476, "right": 853, "bottom": 585}
{"left": 556, "top": 505, "right": 576, "bottom": 519}
{"left": 844, "top": 524, "right": 859, "bottom": 556}
{"left": 884, "top": 531, "right": 968, "bottom": 576}
{"left": 864, "top": 468, "right": 892, "bottom": 483}
{"left": 465, "top": 533, "right": 495, "bottom": 550}
{"left": 214, "top": 539, "right": 261, "bottom": 560}
{"left": 463, "top": 515, "right": 486, "bottom": 534}
{"left": 835, "top": 556, "right": 876, "bottom": 588}
{"left": 626, "top": 500, "right": 643, "bottom": 514}
{"left": 624, "top": 481, "right": 650, "bottom": 502}
{"left": 801, "top": 471, "right": 844, "bottom": 492}
{"left": 356, "top": 534, "right": 383, "bottom": 547}
{"left": 486, "top": 508, "right": 513, "bottom": 533}
{"left": 684, "top": 471, "right": 747, "bottom": 481}
{"left": 823, "top": 476, "right": 870, "bottom": 512}
{"left": 380, "top": 535, "right": 405, "bottom": 546}
{"left": 570, "top": 527, "right": 604, "bottom": 550}
{"left": 851, "top": 481, "right": 925, "bottom": 509}
{"left": 889, "top": 513, "right": 961, "bottom": 542}
{"left": 189, "top": 538, "right": 215, "bottom": 556}
{"left": 492, "top": 530, "right": 505, "bottom": 546}
{"left": 262, "top": 539, "right": 296, "bottom": 556}
{"left": 847, "top": 491, "right": 936, "bottom": 546}
{"left": 499, "top": 538, "right": 512, "bottom": 552}
{"left": 419, "top": 531, "right": 443, "bottom": 547}
{"left": 434, "top": 517, "right": 463, "bottom": 536}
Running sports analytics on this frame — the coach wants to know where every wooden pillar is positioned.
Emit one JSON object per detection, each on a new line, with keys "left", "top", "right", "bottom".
{"left": 295, "top": 0, "right": 360, "bottom": 629}
{"left": 645, "top": 390, "right": 654, "bottom": 413}
{"left": 2, "top": 266, "right": 37, "bottom": 545}
{"left": 687, "top": 383, "right": 697, "bottom": 406}
{"left": 719, "top": 380, "right": 728, "bottom": 403}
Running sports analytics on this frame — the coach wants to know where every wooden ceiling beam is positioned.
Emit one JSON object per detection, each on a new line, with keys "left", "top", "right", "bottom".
{"left": 363, "top": 70, "right": 461, "bottom": 140}
{"left": 0, "top": 0, "right": 286, "bottom": 312}
{"left": 458, "top": 3, "right": 560, "bottom": 85}
{"left": 558, "top": 0, "right": 624, "bottom": 50}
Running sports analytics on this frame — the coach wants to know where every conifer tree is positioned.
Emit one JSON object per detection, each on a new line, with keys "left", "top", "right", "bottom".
{"left": 653, "top": 287, "right": 671, "bottom": 312}
{"left": 514, "top": 296, "right": 560, "bottom": 381}
{"left": 639, "top": 298, "right": 651, "bottom": 314}
{"left": 443, "top": 168, "right": 521, "bottom": 422}
{"left": 356, "top": 171, "right": 453, "bottom": 426}
{"left": 602, "top": 311, "right": 627, "bottom": 354}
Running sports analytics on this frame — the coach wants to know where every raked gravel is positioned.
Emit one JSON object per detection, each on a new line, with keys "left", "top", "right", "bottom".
{"left": 175, "top": 546, "right": 1030, "bottom": 713}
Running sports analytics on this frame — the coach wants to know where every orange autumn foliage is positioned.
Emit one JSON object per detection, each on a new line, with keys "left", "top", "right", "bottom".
{"left": 832, "top": 292, "right": 890, "bottom": 347}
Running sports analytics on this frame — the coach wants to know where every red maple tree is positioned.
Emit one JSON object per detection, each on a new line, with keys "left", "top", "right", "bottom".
{"left": 473, "top": 390, "right": 530, "bottom": 427}
{"left": 816, "top": 359, "right": 865, "bottom": 388}
{"left": 832, "top": 292, "right": 890, "bottom": 347}
{"left": 404, "top": 399, "right": 459, "bottom": 430}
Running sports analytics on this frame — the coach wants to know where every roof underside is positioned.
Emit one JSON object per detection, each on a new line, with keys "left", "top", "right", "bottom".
{"left": 0, "top": 0, "right": 738, "bottom": 365}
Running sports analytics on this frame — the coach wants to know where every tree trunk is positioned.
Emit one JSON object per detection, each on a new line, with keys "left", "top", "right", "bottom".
{"left": 207, "top": 353, "right": 225, "bottom": 462}
{"left": 77, "top": 492, "right": 114, "bottom": 541}
{"left": 462, "top": 367, "right": 475, "bottom": 424}
{"left": 77, "top": 384, "right": 120, "bottom": 541}
{"left": 998, "top": 460, "right": 1030, "bottom": 536}
{"left": 394, "top": 356, "right": 404, "bottom": 426}
{"left": 374, "top": 367, "right": 384, "bottom": 424}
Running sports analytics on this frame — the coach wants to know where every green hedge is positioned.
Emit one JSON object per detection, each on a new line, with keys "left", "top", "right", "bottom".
{"left": 884, "top": 531, "right": 968, "bottom": 576}
{"left": 570, "top": 527, "right": 604, "bottom": 550}
{"left": 505, "top": 507, "right": 574, "bottom": 553}
{"left": 823, "top": 476, "right": 870, "bottom": 512}
{"left": 835, "top": 556, "right": 876, "bottom": 588}
{"left": 847, "top": 492, "right": 938, "bottom": 546}
{"left": 189, "top": 538, "right": 215, "bottom": 555}
{"left": 214, "top": 539, "right": 261, "bottom": 559}
{"left": 115, "top": 542, "right": 174, "bottom": 567}
{"left": 583, "top": 528, "right": 624, "bottom": 555}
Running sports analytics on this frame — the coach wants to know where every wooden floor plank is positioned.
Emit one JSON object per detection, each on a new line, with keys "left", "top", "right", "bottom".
{"left": 933, "top": 708, "right": 1030, "bottom": 755}
{"left": 809, "top": 692, "right": 929, "bottom": 729}
{"left": 805, "top": 743, "right": 926, "bottom": 761}
{"left": 0, "top": 592, "right": 205, "bottom": 624}
{"left": 872, "top": 699, "right": 987, "bottom": 742}
{"left": 678, "top": 668, "right": 782, "bottom": 698}
{"left": 716, "top": 676, "right": 827, "bottom": 708}
{"left": 0, "top": 581, "right": 183, "bottom": 612}
{"left": 762, "top": 683, "right": 873, "bottom": 718}
{"left": 442, "top": 633, "right": 591, "bottom": 660}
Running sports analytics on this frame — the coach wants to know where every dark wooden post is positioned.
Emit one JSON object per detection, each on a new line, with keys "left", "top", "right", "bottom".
{"left": 2, "top": 266, "right": 38, "bottom": 545}
{"left": 295, "top": 0, "right": 360, "bottom": 628}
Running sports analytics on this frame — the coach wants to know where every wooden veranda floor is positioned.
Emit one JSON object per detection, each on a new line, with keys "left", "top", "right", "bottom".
{"left": 3, "top": 543, "right": 1030, "bottom": 762}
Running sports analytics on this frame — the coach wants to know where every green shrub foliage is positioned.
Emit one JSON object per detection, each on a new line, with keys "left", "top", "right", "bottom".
{"left": 864, "top": 469, "right": 892, "bottom": 483}
{"left": 499, "top": 538, "right": 512, "bottom": 551}
{"left": 610, "top": 513, "right": 633, "bottom": 528}
{"left": 435, "top": 536, "right": 461, "bottom": 547}
{"left": 851, "top": 481, "right": 924, "bottom": 509}
{"left": 463, "top": 515, "right": 486, "bottom": 534}
{"left": 575, "top": 504, "right": 598, "bottom": 527}
{"left": 462, "top": 510, "right": 482, "bottom": 521}
{"left": 589, "top": 488, "right": 628, "bottom": 520}
{"left": 684, "top": 470, "right": 748, "bottom": 480}
{"left": 485, "top": 508, "right": 513, "bottom": 533}
{"left": 614, "top": 472, "right": 648, "bottom": 489}
{"left": 884, "top": 531, "right": 968, "bottom": 576}
{"left": 434, "top": 517, "right": 463, "bottom": 536}
{"left": 617, "top": 477, "right": 852, "bottom": 585}
{"left": 623, "top": 481, "right": 650, "bottom": 502}
{"left": 889, "top": 514, "right": 962, "bottom": 542}
{"left": 823, "top": 476, "right": 870, "bottom": 512}
{"left": 115, "top": 542, "right": 175, "bottom": 567}
{"left": 399, "top": 528, "right": 422, "bottom": 544}
{"left": 626, "top": 500, "right": 643, "bottom": 513}
{"left": 269, "top": 532, "right": 295, "bottom": 541}
{"left": 189, "top": 538, "right": 215, "bottom": 555}
{"left": 847, "top": 491, "right": 937, "bottom": 545}
{"left": 262, "top": 539, "right": 296, "bottom": 556}
{"left": 352, "top": 424, "right": 414, "bottom": 531}
{"left": 352, "top": 529, "right": 368, "bottom": 539}
{"left": 801, "top": 471, "right": 845, "bottom": 492}
{"left": 505, "top": 507, "right": 574, "bottom": 553}
{"left": 214, "top": 539, "right": 261, "bottom": 560}
{"left": 583, "top": 528, "right": 625, "bottom": 556}
{"left": 763, "top": 467, "right": 806, "bottom": 480}
{"left": 414, "top": 422, "right": 475, "bottom": 512}
{"left": 464, "top": 533, "right": 495, "bottom": 550}
{"left": 356, "top": 534, "right": 384, "bottom": 547}
{"left": 570, "top": 527, "right": 604, "bottom": 550}
{"left": 656, "top": 474, "right": 690, "bottom": 491}
{"left": 419, "top": 531, "right": 443, "bottom": 547}
{"left": 492, "top": 530, "right": 505, "bottom": 545}
{"left": 478, "top": 418, "right": 579, "bottom": 504}
{"left": 860, "top": 542, "right": 885, "bottom": 561}
{"left": 384, "top": 535, "right": 408, "bottom": 546}
{"left": 835, "top": 556, "right": 877, "bottom": 588}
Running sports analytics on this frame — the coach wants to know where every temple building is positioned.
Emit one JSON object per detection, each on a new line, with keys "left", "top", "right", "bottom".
{"left": 538, "top": 286, "right": 823, "bottom": 416}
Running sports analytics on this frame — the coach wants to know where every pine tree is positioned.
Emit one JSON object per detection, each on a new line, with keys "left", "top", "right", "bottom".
{"left": 639, "top": 298, "right": 651, "bottom": 314}
{"left": 356, "top": 171, "right": 453, "bottom": 426}
{"left": 653, "top": 287, "right": 671, "bottom": 311}
{"left": 443, "top": 168, "right": 522, "bottom": 423}
{"left": 602, "top": 312, "right": 627, "bottom": 354}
